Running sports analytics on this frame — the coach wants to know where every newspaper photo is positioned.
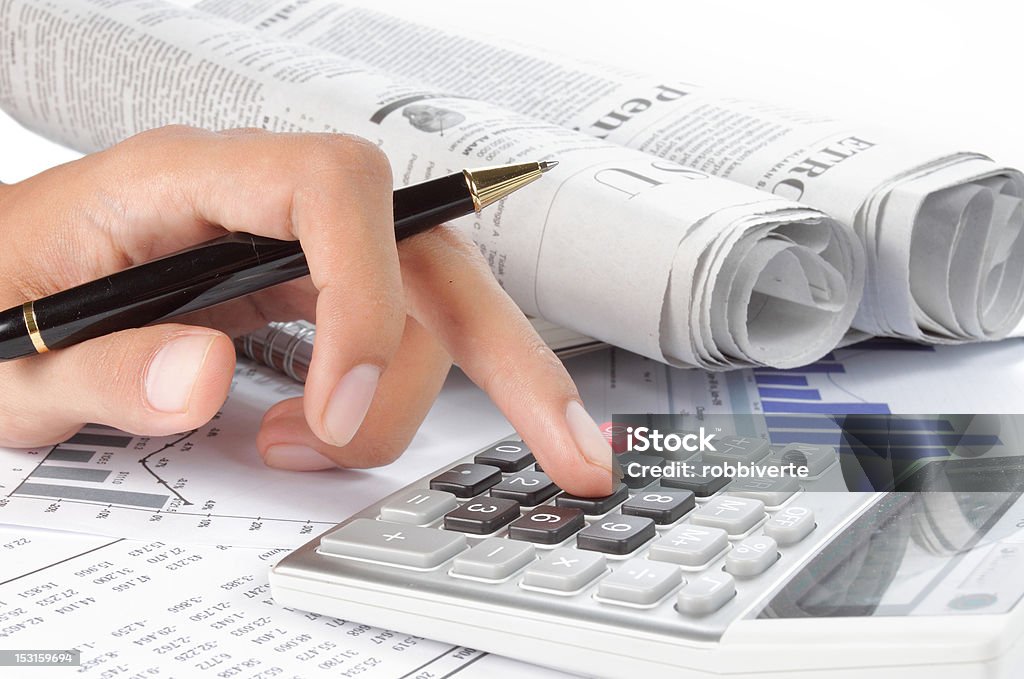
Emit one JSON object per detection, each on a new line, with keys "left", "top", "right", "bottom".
{"left": 199, "top": 0, "right": 1024, "bottom": 346}
{"left": 0, "top": 0, "right": 865, "bottom": 370}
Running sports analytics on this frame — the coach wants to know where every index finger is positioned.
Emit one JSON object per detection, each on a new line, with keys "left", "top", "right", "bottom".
{"left": 399, "top": 226, "right": 614, "bottom": 497}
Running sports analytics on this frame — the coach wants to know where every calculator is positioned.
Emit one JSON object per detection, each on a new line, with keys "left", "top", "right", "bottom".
{"left": 270, "top": 434, "right": 1024, "bottom": 678}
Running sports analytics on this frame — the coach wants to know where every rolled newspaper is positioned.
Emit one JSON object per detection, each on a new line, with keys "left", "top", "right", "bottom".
{"left": 209, "top": 0, "right": 1024, "bottom": 344}
{"left": 0, "top": 0, "right": 864, "bottom": 369}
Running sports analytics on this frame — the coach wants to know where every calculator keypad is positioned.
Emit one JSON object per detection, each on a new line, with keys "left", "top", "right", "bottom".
{"left": 302, "top": 435, "right": 864, "bottom": 643}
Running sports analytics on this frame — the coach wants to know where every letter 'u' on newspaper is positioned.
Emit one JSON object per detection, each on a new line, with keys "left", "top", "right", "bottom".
{"left": 215, "top": 0, "right": 1024, "bottom": 345}
{"left": 0, "top": 0, "right": 866, "bottom": 370}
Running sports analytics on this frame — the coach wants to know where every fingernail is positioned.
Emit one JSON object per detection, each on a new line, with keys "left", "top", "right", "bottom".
{"left": 566, "top": 401, "right": 612, "bottom": 473}
{"left": 145, "top": 334, "right": 217, "bottom": 414}
{"left": 323, "top": 364, "right": 381, "bottom": 446}
{"left": 264, "top": 444, "right": 336, "bottom": 471}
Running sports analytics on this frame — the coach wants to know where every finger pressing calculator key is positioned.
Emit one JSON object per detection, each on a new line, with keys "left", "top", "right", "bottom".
{"left": 556, "top": 483, "right": 629, "bottom": 514}
{"left": 429, "top": 463, "right": 502, "bottom": 497}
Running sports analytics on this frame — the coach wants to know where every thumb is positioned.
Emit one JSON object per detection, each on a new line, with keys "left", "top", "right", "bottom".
{"left": 0, "top": 324, "right": 235, "bottom": 447}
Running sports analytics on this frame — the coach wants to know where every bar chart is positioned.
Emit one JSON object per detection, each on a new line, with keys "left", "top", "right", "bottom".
{"left": 0, "top": 361, "right": 513, "bottom": 548}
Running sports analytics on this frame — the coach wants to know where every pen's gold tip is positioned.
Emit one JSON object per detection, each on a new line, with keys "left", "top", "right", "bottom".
{"left": 538, "top": 160, "right": 559, "bottom": 173}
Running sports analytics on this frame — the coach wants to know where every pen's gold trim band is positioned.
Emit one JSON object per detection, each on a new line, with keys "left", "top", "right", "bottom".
{"left": 462, "top": 169, "right": 484, "bottom": 212}
{"left": 22, "top": 302, "right": 49, "bottom": 354}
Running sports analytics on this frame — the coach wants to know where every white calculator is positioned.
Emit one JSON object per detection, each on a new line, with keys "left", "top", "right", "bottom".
{"left": 270, "top": 434, "right": 1024, "bottom": 678}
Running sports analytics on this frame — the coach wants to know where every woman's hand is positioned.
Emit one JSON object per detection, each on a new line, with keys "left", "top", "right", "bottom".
{"left": 0, "top": 126, "right": 612, "bottom": 496}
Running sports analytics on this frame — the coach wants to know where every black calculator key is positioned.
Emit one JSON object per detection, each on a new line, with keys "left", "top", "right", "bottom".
{"left": 508, "top": 506, "right": 584, "bottom": 545}
{"left": 443, "top": 497, "right": 520, "bottom": 534}
{"left": 474, "top": 440, "right": 535, "bottom": 472}
{"left": 622, "top": 490, "right": 695, "bottom": 524}
{"left": 617, "top": 453, "right": 665, "bottom": 488}
{"left": 556, "top": 483, "right": 629, "bottom": 515}
{"left": 490, "top": 471, "right": 560, "bottom": 506}
{"left": 660, "top": 467, "right": 731, "bottom": 497}
{"left": 430, "top": 464, "right": 502, "bottom": 498}
{"left": 576, "top": 513, "right": 655, "bottom": 555}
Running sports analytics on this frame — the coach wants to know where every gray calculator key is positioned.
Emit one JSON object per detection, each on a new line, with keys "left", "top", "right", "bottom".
{"left": 597, "top": 558, "right": 682, "bottom": 605}
{"left": 379, "top": 489, "right": 458, "bottom": 525}
{"left": 702, "top": 436, "right": 770, "bottom": 467}
{"left": 676, "top": 571, "right": 735, "bottom": 615}
{"left": 725, "top": 535, "right": 778, "bottom": 577}
{"left": 726, "top": 476, "right": 800, "bottom": 506}
{"left": 522, "top": 548, "right": 606, "bottom": 592}
{"left": 452, "top": 539, "right": 535, "bottom": 580}
{"left": 776, "top": 443, "right": 837, "bottom": 476}
{"left": 648, "top": 524, "right": 728, "bottom": 567}
{"left": 691, "top": 496, "right": 765, "bottom": 535}
{"left": 320, "top": 519, "right": 466, "bottom": 568}
{"left": 764, "top": 506, "right": 816, "bottom": 545}
{"left": 577, "top": 514, "right": 656, "bottom": 555}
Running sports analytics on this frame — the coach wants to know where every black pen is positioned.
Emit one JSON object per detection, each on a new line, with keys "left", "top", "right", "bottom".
{"left": 0, "top": 160, "right": 557, "bottom": 361}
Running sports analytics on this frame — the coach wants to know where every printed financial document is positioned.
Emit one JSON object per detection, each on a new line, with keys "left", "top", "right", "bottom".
{"left": 0, "top": 524, "right": 572, "bottom": 678}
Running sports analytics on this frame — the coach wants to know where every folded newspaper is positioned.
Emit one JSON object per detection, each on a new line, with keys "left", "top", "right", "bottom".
{"left": 0, "top": 0, "right": 867, "bottom": 370}
{"left": 189, "top": 0, "right": 1024, "bottom": 346}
